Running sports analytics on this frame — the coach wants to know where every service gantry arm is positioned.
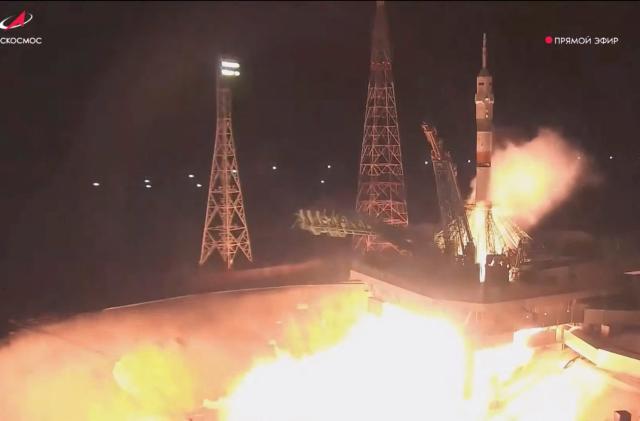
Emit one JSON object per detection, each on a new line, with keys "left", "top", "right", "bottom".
{"left": 294, "top": 209, "right": 374, "bottom": 238}
{"left": 293, "top": 209, "right": 412, "bottom": 252}
{"left": 421, "top": 123, "right": 475, "bottom": 260}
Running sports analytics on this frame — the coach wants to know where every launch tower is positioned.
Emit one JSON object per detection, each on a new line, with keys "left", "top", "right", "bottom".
{"left": 355, "top": 1, "right": 409, "bottom": 253}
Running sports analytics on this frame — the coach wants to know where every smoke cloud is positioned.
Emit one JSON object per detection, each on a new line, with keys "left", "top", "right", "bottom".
{"left": 471, "top": 128, "right": 595, "bottom": 230}
{"left": 0, "top": 283, "right": 367, "bottom": 420}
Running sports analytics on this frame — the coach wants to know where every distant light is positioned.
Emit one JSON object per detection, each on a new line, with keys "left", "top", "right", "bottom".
{"left": 327, "top": 164, "right": 332, "bottom": 169}
{"left": 577, "top": 156, "right": 581, "bottom": 160}
{"left": 196, "top": 183, "right": 202, "bottom": 188}
{"left": 144, "top": 179, "right": 150, "bottom": 183}
{"left": 272, "top": 165, "right": 277, "bottom": 170}
{"left": 220, "top": 58, "right": 241, "bottom": 78}
{"left": 467, "top": 159, "right": 471, "bottom": 164}
{"left": 92, "top": 182, "right": 100, "bottom": 187}
{"left": 220, "top": 60, "right": 240, "bottom": 69}
{"left": 609, "top": 155, "right": 613, "bottom": 160}
{"left": 221, "top": 69, "right": 240, "bottom": 77}
{"left": 188, "top": 174, "right": 195, "bottom": 178}
{"left": 424, "top": 160, "right": 429, "bottom": 165}
{"left": 232, "top": 169, "right": 237, "bottom": 173}
{"left": 320, "top": 179, "right": 325, "bottom": 184}
{"left": 145, "top": 184, "right": 152, "bottom": 189}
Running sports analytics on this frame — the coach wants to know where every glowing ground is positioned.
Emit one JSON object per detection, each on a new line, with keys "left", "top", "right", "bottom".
{"left": 0, "top": 285, "right": 638, "bottom": 420}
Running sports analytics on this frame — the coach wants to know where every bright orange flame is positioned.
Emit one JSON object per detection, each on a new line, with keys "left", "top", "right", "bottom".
{"left": 469, "top": 205, "right": 489, "bottom": 282}
{"left": 3, "top": 293, "right": 618, "bottom": 420}
{"left": 112, "top": 344, "right": 197, "bottom": 416}
{"left": 467, "top": 204, "right": 525, "bottom": 283}
{"left": 216, "top": 305, "right": 557, "bottom": 421}
{"left": 219, "top": 304, "right": 466, "bottom": 421}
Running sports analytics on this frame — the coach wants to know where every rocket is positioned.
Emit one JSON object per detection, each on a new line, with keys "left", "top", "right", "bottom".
{"left": 474, "top": 33, "right": 494, "bottom": 204}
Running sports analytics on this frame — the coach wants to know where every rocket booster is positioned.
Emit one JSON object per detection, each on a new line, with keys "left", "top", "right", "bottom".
{"left": 474, "top": 33, "right": 494, "bottom": 204}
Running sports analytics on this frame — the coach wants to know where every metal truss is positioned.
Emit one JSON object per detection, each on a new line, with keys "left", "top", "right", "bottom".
{"left": 355, "top": 1, "right": 408, "bottom": 253}
{"left": 199, "top": 77, "right": 253, "bottom": 269}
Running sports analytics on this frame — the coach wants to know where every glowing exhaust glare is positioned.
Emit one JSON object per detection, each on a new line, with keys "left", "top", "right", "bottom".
{"left": 479, "top": 264, "right": 486, "bottom": 284}
{"left": 0, "top": 291, "right": 614, "bottom": 420}
{"left": 216, "top": 304, "right": 570, "bottom": 421}
{"left": 220, "top": 304, "right": 468, "bottom": 421}
{"left": 112, "top": 345, "right": 197, "bottom": 416}
{"left": 470, "top": 205, "right": 488, "bottom": 283}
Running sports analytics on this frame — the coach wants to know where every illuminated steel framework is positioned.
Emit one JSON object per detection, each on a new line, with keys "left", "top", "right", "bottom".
{"left": 355, "top": 1, "right": 408, "bottom": 252}
{"left": 422, "top": 124, "right": 475, "bottom": 260}
{"left": 199, "top": 58, "right": 253, "bottom": 269}
{"left": 294, "top": 209, "right": 412, "bottom": 253}
{"left": 296, "top": 209, "right": 375, "bottom": 238}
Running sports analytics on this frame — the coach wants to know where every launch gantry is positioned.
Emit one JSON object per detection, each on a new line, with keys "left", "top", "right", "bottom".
{"left": 421, "top": 124, "right": 475, "bottom": 263}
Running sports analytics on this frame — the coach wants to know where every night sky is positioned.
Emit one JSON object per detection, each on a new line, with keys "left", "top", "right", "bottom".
{"left": 2, "top": 2, "right": 640, "bottom": 321}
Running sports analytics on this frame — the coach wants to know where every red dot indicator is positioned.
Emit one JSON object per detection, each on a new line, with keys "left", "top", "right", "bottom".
{"left": 545, "top": 36, "right": 553, "bottom": 45}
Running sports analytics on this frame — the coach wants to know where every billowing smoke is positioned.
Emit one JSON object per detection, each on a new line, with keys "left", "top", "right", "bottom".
{"left": 471, "top": 128, "right": 594, "bottom": 230}
{"left": 0, "top": 282, "right": 634, "bottom": 421}
{"left": 0, "top": 282, "right": 367, "bottom": 421}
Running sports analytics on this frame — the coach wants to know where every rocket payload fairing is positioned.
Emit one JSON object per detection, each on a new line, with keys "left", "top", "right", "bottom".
{"left": 474, "top": 33, "right": 494, "bottom": 204}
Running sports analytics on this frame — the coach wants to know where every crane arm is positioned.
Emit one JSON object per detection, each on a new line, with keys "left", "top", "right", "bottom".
{"left": 293, "top": 209, "right": 412, "bottom": 252}
{"left": 420, "top": 123, "right": 475, "bottom": 258}
{"left": 421, "top": 123, "right": 442, "bottom": 161}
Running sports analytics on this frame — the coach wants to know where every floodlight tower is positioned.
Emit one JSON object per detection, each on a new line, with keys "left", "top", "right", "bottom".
{"left": 355, "top": 0, "right": 408, "bottom": 253}
{"left": 199, "top": 57, "right": 253, "bottom": 269}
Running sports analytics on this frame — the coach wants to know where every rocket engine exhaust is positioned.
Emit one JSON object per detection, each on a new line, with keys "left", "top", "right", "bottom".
{"left": 484, "top": 130, "right": 593, "bottom": 231}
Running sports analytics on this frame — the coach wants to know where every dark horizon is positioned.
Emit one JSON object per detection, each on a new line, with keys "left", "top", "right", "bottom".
{"left": 2, "top": 2, "right": 640, "bottom": 322}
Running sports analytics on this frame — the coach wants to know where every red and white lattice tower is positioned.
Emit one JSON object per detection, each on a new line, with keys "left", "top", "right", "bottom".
{"left": 199, "top": 57, "right": 253, "bottom": 269}
{"left": 355, "top": 1, "right": 408, "bottom": 252}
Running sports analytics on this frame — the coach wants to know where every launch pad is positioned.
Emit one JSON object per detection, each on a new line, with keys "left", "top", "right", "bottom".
{"left": 349, "top": 257, "right": 626, "bottom": 337}
{"left": 4, "top": 1, "right": 640, "bottom": 420}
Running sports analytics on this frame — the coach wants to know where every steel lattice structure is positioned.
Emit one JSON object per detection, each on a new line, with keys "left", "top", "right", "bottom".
{"left": 199, "top": 58, "right": 253, "bottom": 269}
{"left": 355, "top": 1, "right": 408, "bottom": 253}
{"left": 294, "top": 209, "right": 412, "bottom": 253}
{"left": 422, "top": 124, "right": 475, "bottom": 261}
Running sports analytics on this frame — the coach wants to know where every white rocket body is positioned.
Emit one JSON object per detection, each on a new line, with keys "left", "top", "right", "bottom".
{"left": 474, "top": 33, "right": 494, "bottom": 205}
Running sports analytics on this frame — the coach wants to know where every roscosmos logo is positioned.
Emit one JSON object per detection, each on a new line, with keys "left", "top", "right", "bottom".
{"left": 0, "top": 10, "right": 42, "bottom": 45}
{"left": 0, "top": 10, "right": 33, "bottom": 31}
